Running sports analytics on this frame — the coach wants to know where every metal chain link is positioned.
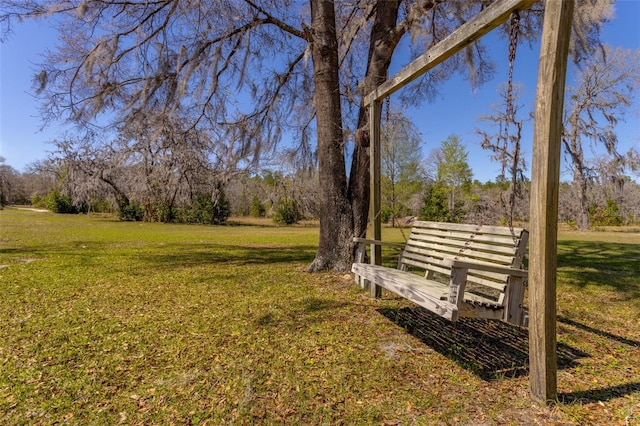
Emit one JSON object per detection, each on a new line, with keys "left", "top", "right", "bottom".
{"left": 506, "top": 10, "right": 520, "bottom": 119}
{"left": 505, "top": 10, "right": 520, "bottom": 242}
{"left": 457, "top": 14, "right": 522, "bottom": 254}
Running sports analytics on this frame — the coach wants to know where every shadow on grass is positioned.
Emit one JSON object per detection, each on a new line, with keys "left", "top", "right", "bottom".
{"left": 8, "top": 241, "right": 317, "bottom": 268}
{"left": 0, "top": 242, "right": 318, "bottom": 279}
{"left": 554, "top": 316, "right": 640, "bottom": 404}
{"left": 559, "top": 382, "right": 640, "bottom": 404}
{"left": 558, "top": 315, "right": 640, "bottom": 348}
{"left": 378, "top": 306, "right": 588, "bottom": 381}
{"left": 136, "top": 243, "right": 318, "bottom": 269}
{"left": 557, "top": 240, "right": 640, "bottom": 298}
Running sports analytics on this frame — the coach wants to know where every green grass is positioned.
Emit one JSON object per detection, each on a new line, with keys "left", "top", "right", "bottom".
{"left": 1, "top": 208, "right": 638, "bottom": 425}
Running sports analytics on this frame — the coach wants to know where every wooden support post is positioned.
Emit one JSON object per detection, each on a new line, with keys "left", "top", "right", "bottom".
{"left": 529, "top": 0, "right": 574, "bottom": 403}
{"left": 369, "top": 96, "right": 382, "bottom": 298}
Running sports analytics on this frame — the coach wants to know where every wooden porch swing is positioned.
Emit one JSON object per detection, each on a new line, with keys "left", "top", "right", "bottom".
{"left": 353, "top": 0, "right": 574, "bottom": 402}
{"left": 353, "top": 5, "right": 529, "bottom": 327}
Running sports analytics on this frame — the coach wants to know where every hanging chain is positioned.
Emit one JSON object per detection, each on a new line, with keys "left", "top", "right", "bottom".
{"left": 457, "top": 16, "right": 521, "bottom": 257}
{"left": 385, "top": 97, "right": 390, "bottom": 128}
{"left": 506, "top": 10, "right": 520, "bottom": 119}
{"left": 506, "top": 10, "right": 520, "bottom": 242}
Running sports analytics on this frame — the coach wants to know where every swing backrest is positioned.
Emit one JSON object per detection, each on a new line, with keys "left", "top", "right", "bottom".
{"left": 399, "top": 220, "right": 529, "bottom": 306}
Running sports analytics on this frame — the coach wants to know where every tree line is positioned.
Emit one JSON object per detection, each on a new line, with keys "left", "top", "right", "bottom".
{"left": 3, "top": 127, "right": 639, "bottom": 228}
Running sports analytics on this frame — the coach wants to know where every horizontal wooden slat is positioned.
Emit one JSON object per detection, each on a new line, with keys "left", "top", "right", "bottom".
{"left": 463, "top": 291, "right": 503, "bottom": 307}
{"left": 412, "top": 220, "right": 525, "bottom": 237}
{"left": 409, "top": 230, "right": 522, "bottom": 249}
{"left": 352, "top": 263, "right": 458, "bottom": 321}
{"left": 401, "top": 257, "right": 509, "bottom": 290}
{"left": 401, "top": 256, "right": 509, "bottom": 291}
{"left": 403, "top": 259, "right": 451, "bottom": 276}
{"left": 403, "top": 243, "right": 516, "bottom": 266}
{"left": 466, "top": 273, "right": 508, "bottom": 292}
{"left": 409, "top": 232, "right": 520, "bottom": 244}
{"left": 403, "top": 248, "right": 450, "bottom": 262}
{"left": 408, "top": 233, "right": 520, "bottom": 254}
{"left": 449, "top": 259, "right": 528, "bottom": 277}
{"left": 405, "top": 244, "right": 516, "bottom": 266}
{"left": 401, "top": 254, "right": 436, "bottom": 268}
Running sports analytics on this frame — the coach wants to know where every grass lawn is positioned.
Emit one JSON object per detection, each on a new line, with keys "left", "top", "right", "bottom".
{"left": 1, "top": 208, "right": 638, "bottom": 425}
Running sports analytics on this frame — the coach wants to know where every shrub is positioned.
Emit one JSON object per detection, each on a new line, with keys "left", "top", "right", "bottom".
{"left": 119, "top": 199, "right": 145, "bottom": 221}
{"left": 179, "top": 191, "right": 231, "bottom": 225}
{"left": 565, "top": 220, "right": 578, "bottom": 231}
{"left": 380, "top": 206, "right": 392, "bottom": 224}
{"left": 31, "top": 193, "right": 47, "bottom": 208}
{"left": 45, "top": 190, "right": 85, "bottom": 214}
{"left": 420, "top": 184, "right": 467, "bottom": 223}
{"left": 590, "top": 199, "right": 623, "bottom": 226}
{"left": 88, "top": 197, "right": 114, "bottom": 213}
{"left": 250, "top": 196, "right": 266, "bottom": 218}
{"left": 143, "top": 200, "right": 174, "bottom": 223}
{"left": 419, "top": 185, "right": 449, "bottom": 222}
{"left": 209, "top": 191, "right": 231, "bottom": 225}
{"left": 272, "top": 198, "right": 301, "bottom": 225}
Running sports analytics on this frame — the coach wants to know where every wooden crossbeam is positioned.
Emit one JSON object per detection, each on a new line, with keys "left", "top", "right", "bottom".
{"left": 363, "top": 0, "right": 537, "bottom": 106}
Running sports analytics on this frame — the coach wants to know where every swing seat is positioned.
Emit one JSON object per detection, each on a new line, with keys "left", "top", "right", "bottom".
{"left": 352, "top": 221, "right": 529, "bottom": 326}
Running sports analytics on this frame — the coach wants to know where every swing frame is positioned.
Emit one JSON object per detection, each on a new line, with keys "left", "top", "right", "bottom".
{"left": 360, "top": 0, "right": 574, "bottom": 403}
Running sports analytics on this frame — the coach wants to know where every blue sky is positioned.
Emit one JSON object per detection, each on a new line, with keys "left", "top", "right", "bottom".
{"left": 1, "top": 1, "right": 639, "bottom": 183}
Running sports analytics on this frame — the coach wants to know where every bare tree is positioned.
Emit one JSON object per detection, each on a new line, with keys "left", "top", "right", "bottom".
{"left": 589, "top": 148, "right": 640, "bottom": 225}
{"left": 21, "top": 160, "right": 58, "bottom": 203}
{"left": 52, "top": 112, "right": 237, "bottom": 221}
{"left": 562, "top": 45, "right": 640, "bottom": 230}
{"left": 619, "top": 179, "right": 640, "bottom": 225}
{"left": 381, "top": 107, "right": 424, "bottom": 226}
{"left": 477, "top": 83, "right": 529, "bottom": 225}
{"left": 0, "top": 156, "right": 11, "bottom": 207}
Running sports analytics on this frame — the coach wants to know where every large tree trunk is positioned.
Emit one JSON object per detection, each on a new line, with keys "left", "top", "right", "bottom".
{"left": 564, "top": 129, "right": 591, "bottom": 230}
{"left": 311, "top": 0, "right": 437, "bottom": 271}
{"left": 575, "top": 171, "right": 590, "bottom": 230}
{"left": 307, "top": 0, "right": 354, "bottom": 272}
{"left": 348, "top": 1, "right": 402, "bottom": 241}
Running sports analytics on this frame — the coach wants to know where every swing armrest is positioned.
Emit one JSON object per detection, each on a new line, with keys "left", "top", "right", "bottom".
{"left": 443, "top": 258, "right": 528, "bottom": 278}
